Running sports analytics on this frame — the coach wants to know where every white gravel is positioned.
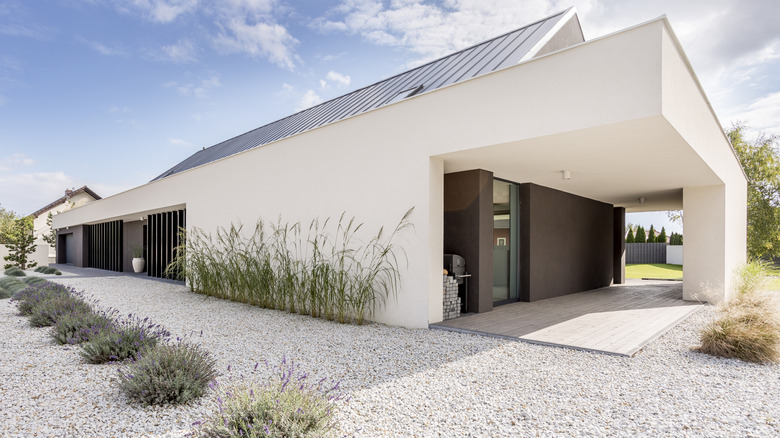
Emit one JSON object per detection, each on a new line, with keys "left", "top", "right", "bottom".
{"left": 1, "top": 270, "right": 779, "bottom": 437}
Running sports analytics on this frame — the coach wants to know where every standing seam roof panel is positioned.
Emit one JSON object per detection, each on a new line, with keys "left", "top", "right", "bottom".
{"left": 151, "top": 9, "right": 572, "bottom": 182}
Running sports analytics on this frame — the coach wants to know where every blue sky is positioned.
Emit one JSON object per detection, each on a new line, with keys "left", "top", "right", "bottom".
{"left": 1, "top": 0, "right": 778, "bottom": 235}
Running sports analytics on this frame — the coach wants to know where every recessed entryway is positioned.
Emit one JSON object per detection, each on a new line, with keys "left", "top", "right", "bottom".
{"left": 431, "top": 280, "right": 701, "bottom": 356}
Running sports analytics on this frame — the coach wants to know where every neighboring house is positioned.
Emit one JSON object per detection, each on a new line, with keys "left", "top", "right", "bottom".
{"left": 53, "top": 8, "right": 747, "bottom": 329}
{"left": 32, "top": 186, "right": 101, "bottom": 262}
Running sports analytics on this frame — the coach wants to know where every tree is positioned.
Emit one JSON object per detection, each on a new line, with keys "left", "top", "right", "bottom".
{"left": 3, "top": 217, "right": 38, "bottom": 270}
{"left": 657, "top": 227, "right": 667, "bottom": 243}
{"left": 670, "top": 232, "right": 683, "bottom": 245}
{"left": 729, "top": 123, "right": 780, "bottom": 259}
{"left": 647, "top": 225, "right": 656, "bottom": 242}
{"left": 626, "top": 227, "right": 635, "bottom": 243}
{"left": 42, "top": 212, "right": 56, "bottom": 248}
{"left": 635, "top": 226, "right": 646, "bottom": 243}
{"left": 0, "top": 204, "right": 18, "bottom": 244}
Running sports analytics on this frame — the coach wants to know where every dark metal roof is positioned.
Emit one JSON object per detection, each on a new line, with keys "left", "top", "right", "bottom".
{"left": 152, "top": 8, "right": 576, "bottom": 181}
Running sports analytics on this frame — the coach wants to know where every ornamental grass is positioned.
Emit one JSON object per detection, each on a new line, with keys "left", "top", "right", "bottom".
{"left": 168, "top": 208, "right": 413, "bottom": 325}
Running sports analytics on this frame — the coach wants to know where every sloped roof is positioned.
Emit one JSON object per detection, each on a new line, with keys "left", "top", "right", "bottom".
{"left": 152, "top": 8, "right": 580, "bottom": 182}
{"left": 31, "top": 186, "right": 102, "bottom": 218}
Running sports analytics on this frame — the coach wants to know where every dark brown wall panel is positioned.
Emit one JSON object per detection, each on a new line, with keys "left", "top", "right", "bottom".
{"left": 520, "top": 183, "right": 613, "bottom": 301}
{"left": 443, "top": 169, "right": 494, "bottom": 313}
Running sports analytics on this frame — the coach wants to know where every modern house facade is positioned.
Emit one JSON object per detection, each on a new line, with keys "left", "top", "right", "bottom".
{"left": 53, "top": 9, "right": 747, "bottom": 329}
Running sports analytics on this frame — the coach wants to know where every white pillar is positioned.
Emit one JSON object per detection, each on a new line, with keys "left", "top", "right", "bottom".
{"left": 683, "top": 183, "right": 747, "bottom": 303}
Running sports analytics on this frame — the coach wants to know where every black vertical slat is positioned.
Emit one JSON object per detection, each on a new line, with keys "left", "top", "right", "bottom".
{"left": 151, "top": 214, "right": 157, "bottom": 277}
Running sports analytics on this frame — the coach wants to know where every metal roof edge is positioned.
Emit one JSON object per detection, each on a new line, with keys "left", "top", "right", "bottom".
{"left": 519, "top": 6, "right": 581, "bottom": 63}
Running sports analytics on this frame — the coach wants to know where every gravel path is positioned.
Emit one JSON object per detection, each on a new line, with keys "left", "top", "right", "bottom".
{"left": 1, "top": 271, "right": 779, "bottom": 437}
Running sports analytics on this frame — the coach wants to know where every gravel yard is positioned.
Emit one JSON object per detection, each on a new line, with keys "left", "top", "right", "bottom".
{"left": 1, "top": 271, "right": 779, "bottom": 437}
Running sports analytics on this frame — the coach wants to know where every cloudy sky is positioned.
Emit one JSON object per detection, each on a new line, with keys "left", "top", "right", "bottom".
{"left": 0, "top": 0, "right": 778, "bottom": 232}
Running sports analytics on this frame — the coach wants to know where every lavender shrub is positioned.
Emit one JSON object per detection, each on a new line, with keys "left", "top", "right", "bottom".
{"left": 80, "top": 313, "right": 170, "bottom": 364}
{"left": 195, "top": 358, "right": 347, "bottom": 438}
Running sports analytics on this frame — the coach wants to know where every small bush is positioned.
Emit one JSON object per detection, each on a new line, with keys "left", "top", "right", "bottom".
{"left": 12, "top": 281, "right": 74, "bottom": 316}
{"left": 21, "top": 276, "right": 46, "bottom": 286}
{"left": 0, "top": 286, "right": 11, "bottom": 299}
{"left": 80, "top": 314, "right": 170, "bottom": 364}
{"left": 36, "top": 266, "right": 62, "bottom": 275}
{"left": 51, "top": 310, "right": 113, "bottom": 345}
{"left": 117, "top": 341, "right": 218, "bottom": 405}
{"left": 697, "top": 261, "right": 780, "bottom": 363}
{"left": 195, "top": 359, "right": 345, "bottom": 438}
{"left": 28, "top": 295, "right": 92, "bottom": 328}
{"left": 0, "top": 277, "right": 27, "bottom": 296}
{"left": 4, "top": 266, "right": 25, "bottom": 277}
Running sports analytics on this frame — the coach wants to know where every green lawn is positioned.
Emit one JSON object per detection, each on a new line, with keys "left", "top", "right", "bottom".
{"left": 768, "top": 276, "right": 780, "bottom": 292}
{"left": 626, "top": 264, "right": 683, "bottom": 280}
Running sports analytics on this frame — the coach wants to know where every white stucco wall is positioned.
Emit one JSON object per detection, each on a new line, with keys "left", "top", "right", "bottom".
{"left": 666, "top": 245, "right": 683, "bottom": 266}
{"left": 33, "top": 191, "right": 98, "bottom": 260}
{"left": 1, "top": 244, "right": 49, "bottom": 269}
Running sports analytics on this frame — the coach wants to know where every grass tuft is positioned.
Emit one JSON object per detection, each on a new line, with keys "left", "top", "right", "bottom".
{"left": 0, "top": 286, "right": 10, "bottom": 299}
{"left": 697, "top": 261, "right": 780, "bottom": 363}
{"left": 21, "top": 276, "right": 47, "bottom": 286}
{"left": 117, "top": 341, "right": 218, "bottom": 405}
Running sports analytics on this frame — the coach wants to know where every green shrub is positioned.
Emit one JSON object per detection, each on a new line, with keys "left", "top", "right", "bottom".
{"left": 0, "top": 277, "right": 26, "bottom": 296}
{"left": 0, "top": 286, "right": 11, "bottom": 299}
{"left": 4, "top": 266, "right": 25, "bottom": 277}
{"left": 34, "top": 266, "right": 61, "bottom": 275}
{"left": 117, "top": 341, "right": 218, "bottom": 405}
{"left": 21, "top": 276, "right": 46, "bottom": 286}
{"left": 195, "top": 359, "right": 345, "bottom": 438}
{"left": 28, "top": 295, "right": 92, "bottom": 327}
{"left": 51, "top": 310, "right": 113, "bottom": 345}
{"left": 80, "top": 314, "right": 170, "bottom": 364}
{"left": 697, "top": 261, "right": 780, "bottom": 363}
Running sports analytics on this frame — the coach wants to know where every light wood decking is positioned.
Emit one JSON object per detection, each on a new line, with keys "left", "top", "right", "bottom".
{"left": 430, "top": 281, "right": 702, "bottom": 356}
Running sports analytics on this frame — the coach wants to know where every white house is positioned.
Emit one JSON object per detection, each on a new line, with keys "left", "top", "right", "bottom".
{"left": 31, "top": 186, "right": 101, "bottom": 263}
{"left": 53, "top": 9, "right": 747, "bottom": 328}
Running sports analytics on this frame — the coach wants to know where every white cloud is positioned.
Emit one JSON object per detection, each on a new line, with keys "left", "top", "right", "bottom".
{"left": 721, "top": 91, "right": 780, "bottom": 136}
{"left": 164, "top": 75, "right": 222, "bottom": 98}
{"left": 0, "top": 170, "right": 75, "bottom": 215}
{"left": 77, "top": 37, "right": 125, "bottom": 56}
{"left": 159, "top": 38, "right": 198, "bottom": 62}
{"left": 325, "top": 70, "right": 351, "bottom": 87}
{"left": 315, "top": 0, "right": 567, "bottom": 65}
{"left": 169, "top": 138, "right": 195, "bottom": 147}
{"left": 213, "top": 18, "right": 299, "bottom": 69}
{"left": 296, "top": 89, "right": 322, "bottom": 111}
{"left": 0, "top": 153, "right": 35, "bottom": 171}
{"left": 117, "top": 0, "right": 198, "bottom": 23}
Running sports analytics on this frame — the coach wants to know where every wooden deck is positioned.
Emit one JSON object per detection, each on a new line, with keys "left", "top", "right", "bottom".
{"left": 430, "top": 281, "right": 702, "bottom": 357}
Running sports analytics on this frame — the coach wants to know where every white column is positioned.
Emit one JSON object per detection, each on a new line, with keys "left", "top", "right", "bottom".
{"left": 682, "top": 183, "right": 746, "bottom": 303}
